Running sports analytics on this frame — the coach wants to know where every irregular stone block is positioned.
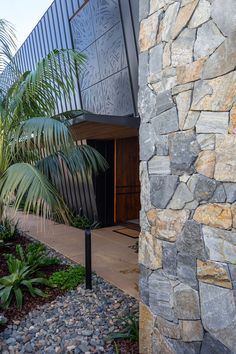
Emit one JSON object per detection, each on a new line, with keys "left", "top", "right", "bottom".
{"left": 197, "top": 260, "right": 232, "bottom": 289}
{"left": 140, "top": 303, "right": 154, "bottom": 354}
{"left": 209, "top": 184, "right": 227, "bottom": 203}
{"left": 197, "top": 134, "right": 215, "bottom": 151}
{"left": 202, "top": 225, "right": 236, "bottom": 264}
{"left": 194, "top": 20, "right": 225, "bottom": 60}
{"left": 151, "top": 209, "right": 189, "bottom": 242}
{"left": 229, "top": 264, "right": 236, "bottom": 289}
{"left": 150, "top": 175, "right": 178, "bottom": 209}
{"left": 174, "top": 283, "right": 200, "bottom": 320}
{"left": 163, "top": 241, "right": 177, "bottom": 276}
{"left": 177, "top": 58, "right": 205, "bottom": 84}
{"left": 211, "top": 0, "right": 236, "bottom": 36}
{"left": 139, "top": 231, "right": 162, "bottom": 270}
{"left": 176, "top": 90, "right": 192, "bottom": 129}
{"left": 202, "top": 34, "right": 236, "bottom": 80}
{"left": 139, "top": 264, "right": 152, "bottom": 305}
{"left": 168, "top": 183, "right": 193, "bottom": 209}
{"left": 153, "top": 333, "right": 202, "bottom": 354}
{"left": 139, "top": 123, "right": 156, "bottom": 161}
{"left": 224, "top": 183, "right": 236, "bottom": 203}
{"left": 139, "top": 51, "right": 149, "bottom": 87}
{"left": 180, "top": 320, "right": 203, "bottom": 342}
{"left": 229, "top": 104, "right": 236, "bottom": 134}
{"left": 149, "top": 44, "right": 163, "bottom": 79}
{"left": 200, "top": 333, "right": 234, "bottom": 354}
{"left": 189, "top": 0, "right": 211, "bottom": 28}
{"left": 139, "top": 0, "right": 150, "bottom": 21}
{"left": 163, "top": 42, "right": 171, "bottom": 68}
{"left": 172, "top": 82, "right": 193, "bottom": 95}
{"left": 155, "top": 316, "right": 181, "bottom": 340}
{"left": 195, "top": 151, "right": 216, "bottom": 178}
{"left": 191, "top": 71, "right": 236, "bottom": 111}
{"left": 177, "top": 253, "right": 198, "bottom": 290}
{"left": 200, "top": 282, "right": 236, "bottom": 352}
{"left": 183, "top": 111, "right": 200, "bottom": 130}
{"left": 187, "top": 174, "right": 217, "bottom": 202}
{"left": 172, "top": 28, "right": 196, "bottom": 67}
{"left": 193, "top": 203, "right": 232, "bottom": 230}
{"left": 155, "top": 90, "right": 175, "bottom": 116}
{"left": 215, "top": 135, "right": 236, "bottom": 182}
{"left": 152, "top": 107, "right": 179, "bottom": 135}
{"left": 162, "top": 2, "right": 180, "bottom": 42}
{"left": 140, "top": 12, "right": 159, "bottom": 52}
{"left": 196, "top": 112, "right": 229, "bottom": 134}
{"left": 169, "top": 130, "right": 200, "bottom": 175}
{"left": 148, "top": 156, "right": 171, "bottom": 175}
{"left": 139, "top": 85, "right": 158, "bottom": 121}
{"left": 172, "top": 0, "right": 199, "bottom": 39}
{"left": 177, "top": 220, "right": 206, "bottom": 258}
{"left": 156, "top": 134, "right": 169, "bottom": 156}
{"left": 140, "top": 162, "right": 152, "bottom": 212}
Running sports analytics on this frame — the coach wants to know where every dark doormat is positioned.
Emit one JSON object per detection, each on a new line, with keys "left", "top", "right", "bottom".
{"left": 113, "top": 227, "right": 140, "bottom": 238}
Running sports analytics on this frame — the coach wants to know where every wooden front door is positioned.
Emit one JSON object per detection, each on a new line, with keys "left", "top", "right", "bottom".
{"left": 115, "top": 137, "right": 140, "bottom": 224}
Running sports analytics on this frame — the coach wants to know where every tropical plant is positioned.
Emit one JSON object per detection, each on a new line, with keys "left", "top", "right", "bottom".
{"left": 49, "top": 265, "right": 85, "bottom": 290}
{"left": 109, "top": 315, "right": 139, "bottom": 342}
{"left": 0, "top": 19, "right": 16, "bottom": 72}
{"left": 0, "top": 256, "right": 49, "bottom": 309}
{"left": 0, "top": 19, "right": 108, "bottom": 223}
{"left": 71, "top": 214, "right": 100, "bottom": 230}
{"left": 4, "top": 243, "right": 60, "bottom": 271}
{"left": 0, "top": 216, "right": 18, "bottom": 241}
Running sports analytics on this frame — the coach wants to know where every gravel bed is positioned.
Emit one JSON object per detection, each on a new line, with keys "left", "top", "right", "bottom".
{"left": 0, "top": 238, "right": 139, "bottom": 354}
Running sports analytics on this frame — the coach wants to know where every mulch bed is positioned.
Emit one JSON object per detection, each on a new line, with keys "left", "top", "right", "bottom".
{"left": 0, "top": 234, "right": 67, "bottom": 331}
{"left": 114, "top": 339, "right": 139, "bottom": 353}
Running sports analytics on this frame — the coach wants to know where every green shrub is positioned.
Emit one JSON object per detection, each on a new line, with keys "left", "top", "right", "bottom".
{"left": 0, "top": 217, "right": 18, "bottom": 241}
{"left": 49, "top": 266, "right": 85, "bottom": 290}
{"left": 0, "top": 257, "right": 49, "bottom": 309}
{"left": 71, "top": 215, "right": 100, "bottom": 230}
{"left": 109, "top": 315, "right": 139, "bottom": 342}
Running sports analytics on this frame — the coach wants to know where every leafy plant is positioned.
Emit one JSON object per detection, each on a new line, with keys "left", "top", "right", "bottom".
{"left": 109, "top": 315, "right": 139, "bottom": 342}
{"left": 49, "top": 266, "right": 85, "bottom": 290}
{"left": 0, "top": 257, "right": 49, "bottom": 309}
{"left": 71, "top": 215, "right": 100, "bottom": 230}
{"left": 4, "top": 243, "right": 60, "bottom": 271}
{"left": 0, "top": 217, "right": 18, "bottom": 241}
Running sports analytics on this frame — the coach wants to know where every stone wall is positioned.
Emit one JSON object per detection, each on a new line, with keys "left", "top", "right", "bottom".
{"left": 138, "top": 0, "right": 236, "bottom": 353}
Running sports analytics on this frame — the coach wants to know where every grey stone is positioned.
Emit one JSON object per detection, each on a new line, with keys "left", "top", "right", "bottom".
{"left": 185, "top": 200, "right": 199, "bottom": 210}
{"left": 189, "top": 0, "right": 211, "bottom": 28}
{"left": 176, "top": 90, "right": 192, "bottom": 129}
{"left": 149, "top": 44, "right": 163, "bottom": 77}
{"left": 162, "top": 2, "right": 180, "bottom": 42}
{"left": 0, "top": 314, "right": 7, "bottom": 325}
{"left": 163, "top": 241, "right": 177, "bottom": 276}
{"left": 169, "top": 130, "right": 200, "bottom": 175}
{"left": 138, "top": 85, "right": 158, "bottom": 121}
{"left": 139, "top": 0, "right": 149, "bottom": 20}
{"left": 211, "top": 0, "right": 236, "bottom": 36}
{"left": 183, "top": 111, "right": 200, "bottom": 130}
{"left": 168, "top": 182, "right": 193, "bottom": 209}
{"left": 172, "top": 28, "right": 196, "bottom": 67}
{"left": 197, "top": 134, "right": 215, "bottom": 151}
{"left": 202, "top": 34, "right": 236, "bottom": 80}
{"left": 139, "top": 123, "right": 156, "bottom": 161}
{"left": 139, "top": 264, "right": 151, "bottom": 306}
{"left": 177, "top": 254, "right": 198, "bottom": 290}
{"left": 150, "top": 175, "right": 179, "bottom": 208}
{"left": 155, "top": 316, "right": 181, "bottom": 340}
{"left": 196, "top": 112, "right": 229, "bottom": 134}
{"left": 191, "top": 79, "right": 213, "bottom": 109}
{"left": 139, "top": 52, "right": 149, "bottom": 87}
{"left": 187, "top": 174, "right": 217, "bottom": 202}
{"left": 166, "top": 338, "right": 201, "bottom": 354}
{"left": 209, "top": 184, "right": 227, "bottom": 203}
{"left": 229, "top": 264, "right": 236, "bottom": 289}
{"left": 200, "top": 333, "right": 234, "bottom": 354}
{"left": 140, "top": 162, "right": 152, "bottom": 212}
{"left": 202, "top": 226, "right": 236, "bottom": 264}
{"left": 156, "top": 134, "right": 169, "bottom": 156}
{"left": 155, "top": 90, "right": 175, "bottom": 116}
{"left": 172, "top": 82, "right": 193, "bottom": 95}
{"left": 152, "top": 106, "right": 179, "bottom": 135}
{"left": 224, "top": 183, "right": 236, "bottom": 203}
{"left": 194, "top": 20, "right": 225, "bottom": 60}
{"left": 148, "top": 156, "right": 171, "bottom": 175}
{"left": 177, "top": 220, "right": 206, "bottom": 259}
{"left": 200, "top": 282, "right": 236, "bottom": 352}
{"left": 174, "top": 283, "right": 200, "bottom": 320}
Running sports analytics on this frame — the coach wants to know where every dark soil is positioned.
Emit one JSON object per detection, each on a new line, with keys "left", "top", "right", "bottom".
{"left": 114, "top": 339, "right": 139, "bottom": 353}
{"left": 0, "top": 234, "right": 67, "bottom": 331}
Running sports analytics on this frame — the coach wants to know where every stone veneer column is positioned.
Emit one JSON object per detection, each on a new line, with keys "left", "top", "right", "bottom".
{"left": 138, "top": 0, "right": 236, "bottom": 353}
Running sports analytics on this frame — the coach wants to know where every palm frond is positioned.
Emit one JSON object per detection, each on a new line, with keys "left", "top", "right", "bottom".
{"left": 0, "top": 19, "right": 16, "bottom": 73}
{"left": 0, "top": 163, "right": 70, "bottom": 223}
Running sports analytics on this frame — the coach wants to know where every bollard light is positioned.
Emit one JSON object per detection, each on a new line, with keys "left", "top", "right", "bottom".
{"left": 85, "top": 226, "right": 92, "bottom": 290}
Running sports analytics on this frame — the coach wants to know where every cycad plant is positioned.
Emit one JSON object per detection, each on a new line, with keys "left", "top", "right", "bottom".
{"left": 0, "top": 19, "right": 108, "bottom": 223}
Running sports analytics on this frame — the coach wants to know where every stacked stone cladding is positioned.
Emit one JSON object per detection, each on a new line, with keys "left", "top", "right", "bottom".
{"left": 138, "top": 0, "right": 236, "bottom": 353}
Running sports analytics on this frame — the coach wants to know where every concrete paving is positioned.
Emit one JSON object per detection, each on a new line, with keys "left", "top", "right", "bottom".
{"left": 14, "top": 212, "right": 139, "bottom": 299}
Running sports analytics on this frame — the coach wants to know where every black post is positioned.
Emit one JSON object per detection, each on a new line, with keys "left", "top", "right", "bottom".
{"left": 85, "top": 227, "right": 92, "bottom": 290}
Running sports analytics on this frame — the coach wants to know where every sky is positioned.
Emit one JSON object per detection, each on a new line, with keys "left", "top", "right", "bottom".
{"left": 0, "top": 0, "right": 54, "bottom": 51}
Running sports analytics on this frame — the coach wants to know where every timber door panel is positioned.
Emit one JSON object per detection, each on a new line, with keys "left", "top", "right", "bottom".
{"left": 115, "top": 137, "right": 140, "bottom": 223}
